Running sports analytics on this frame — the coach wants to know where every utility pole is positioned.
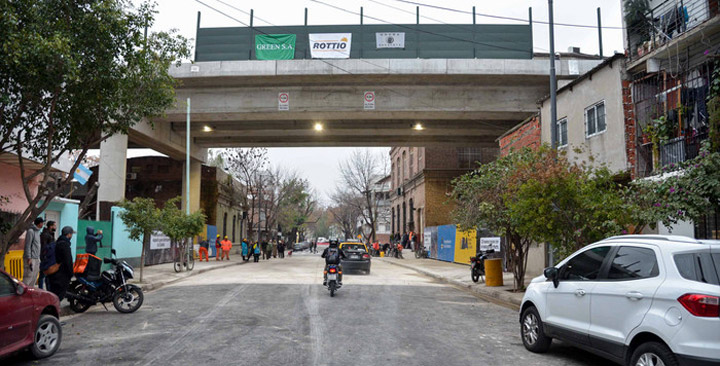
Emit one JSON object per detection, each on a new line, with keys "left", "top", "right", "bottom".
{"left": 186, "top": 98, "right": 190, "bottom": 215}
{"left": 597, "top": 7, "right": 603, "bottom": 58}
{"left": 548, "top": 0, "right": 557, "bottom": 150}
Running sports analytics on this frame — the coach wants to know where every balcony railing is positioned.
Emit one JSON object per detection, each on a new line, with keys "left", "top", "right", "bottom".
{"left": 628, "top": 0, "right": 720, "bottom": 61}
{"left": 660, "top": 132, "right": 708, "bottom": 167}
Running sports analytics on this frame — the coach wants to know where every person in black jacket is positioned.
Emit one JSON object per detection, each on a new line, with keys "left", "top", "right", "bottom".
{"left": 48, "top": 226, "right": 75, "bottom": 300}
{"left": 84, "top": 226, "right": 103, "bottom": 255}
{"left": 38, "top": 220, "right": 56, "bottom": 290}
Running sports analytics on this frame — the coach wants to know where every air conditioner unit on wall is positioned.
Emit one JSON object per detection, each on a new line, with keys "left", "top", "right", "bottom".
{"left": 126, "top": 173, "right": 137, "bottom": 180}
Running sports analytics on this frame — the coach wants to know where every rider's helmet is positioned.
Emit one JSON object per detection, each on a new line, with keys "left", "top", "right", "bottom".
{"left": 329, "top": 240, "right": 339, "bottom": 248}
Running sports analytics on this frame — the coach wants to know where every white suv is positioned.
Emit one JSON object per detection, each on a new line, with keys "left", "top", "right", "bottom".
{"left": 520, "top": 235, "right": 720, "bottom": 366}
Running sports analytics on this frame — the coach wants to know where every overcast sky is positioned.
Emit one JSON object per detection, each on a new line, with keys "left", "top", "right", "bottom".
{"left": 126, "top": 0, "right": 625, "bottom": 203}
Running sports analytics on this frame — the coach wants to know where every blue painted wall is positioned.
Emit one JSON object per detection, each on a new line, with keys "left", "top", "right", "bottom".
{"left": 437, "top": 225, "right": 456, "bottom": 262}
{"left": 42, "top": 200, "right": 79, "bottom": 257}
{"left": 110, "top": 207, "right": 143, "bottom": 261}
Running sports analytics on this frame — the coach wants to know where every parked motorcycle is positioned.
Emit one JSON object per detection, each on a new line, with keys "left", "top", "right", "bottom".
{"left": 325, "top": 264, "right": 341, "bottom": 297}
{"left": 66, "top": 249, "right": 144, "bottom": 313}
{"left": 470, "top": 249, "right": 495, "bottom": 283}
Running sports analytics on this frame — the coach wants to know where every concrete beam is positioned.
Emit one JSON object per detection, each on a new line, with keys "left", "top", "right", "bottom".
{"left": 128, "top": 119, "right": 207, "bottom": 162}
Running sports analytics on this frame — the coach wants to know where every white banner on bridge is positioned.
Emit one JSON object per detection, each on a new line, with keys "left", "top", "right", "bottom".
{"left": 150, "top": 231, "right": 172, "bottom": 250}
{"left": 309, "top": 33, "right": 352, "bottom": 59}
{"left": 376, "top": 32, "right": 405, "bottom": 49}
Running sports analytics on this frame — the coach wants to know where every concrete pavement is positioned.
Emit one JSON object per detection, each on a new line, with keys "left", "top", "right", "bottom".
{"left": 379, "top": 251, "right": 529, "bottom": 308}
{"left": 9, "top": 251, "right": 600, "bottom": 366}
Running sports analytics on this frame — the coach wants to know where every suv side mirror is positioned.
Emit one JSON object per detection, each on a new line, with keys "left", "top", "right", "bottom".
{"left": 111, "top": 249, "right": 117, "bottom": 256}
{"left": 544, "top": 267, "right": 560, "bottom": 288}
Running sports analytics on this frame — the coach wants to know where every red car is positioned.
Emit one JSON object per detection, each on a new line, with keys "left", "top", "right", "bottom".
{"left": 0, "top": 269, "right": 62, "bottom": 359}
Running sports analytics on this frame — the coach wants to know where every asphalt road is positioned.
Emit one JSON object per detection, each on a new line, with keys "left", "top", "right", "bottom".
{"left": 7, "top": 252, "right": 604, "bottom": 366}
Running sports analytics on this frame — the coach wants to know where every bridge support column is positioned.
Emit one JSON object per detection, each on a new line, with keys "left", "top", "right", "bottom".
{"left": 97, "top": 134, "right": 128, "bottom": 220}
{"left": 181, "top": 160, "right": 202, "bottom": 214}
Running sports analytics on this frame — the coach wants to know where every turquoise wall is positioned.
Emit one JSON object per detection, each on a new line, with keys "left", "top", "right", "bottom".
{"left": 110, "top": 207, "right": 143, "bottom": 261}
{"left": 42, "top": 200, "right": 79, "bottom": 257}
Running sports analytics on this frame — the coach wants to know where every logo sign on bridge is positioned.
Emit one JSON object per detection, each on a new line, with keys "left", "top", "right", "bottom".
{"left": 479, "top": 237, "right": 502, "bottom": 252}
{"left": 255, "top": 34, "right": 296, "bottom": 60}
{"left": 309, "top": 33, "right": 352, "bottom": 59}
{"left": 376, "top": 32, "right": 405, "bottom": 49}
{"left": 278, "top": 92, "right": 290, "bottom": 111}
{"left": 363, "top": 91, "right": 375, "bottom": 110}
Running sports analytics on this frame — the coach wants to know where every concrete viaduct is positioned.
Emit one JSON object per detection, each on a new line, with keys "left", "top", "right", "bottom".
{"left": 97, "top": 57, "right": 601, "bottom": 216}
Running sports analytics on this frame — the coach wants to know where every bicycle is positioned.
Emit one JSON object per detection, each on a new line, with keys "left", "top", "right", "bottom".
{"left": 173, "top": 239, "right": 195, "bottom": 273}
{"left": 414, "top": 245, "right": 428, "bottom": 259}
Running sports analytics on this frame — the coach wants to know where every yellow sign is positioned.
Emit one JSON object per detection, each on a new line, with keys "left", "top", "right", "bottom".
{"left": 454, "top": 228, "right": 477, "bottom": 265}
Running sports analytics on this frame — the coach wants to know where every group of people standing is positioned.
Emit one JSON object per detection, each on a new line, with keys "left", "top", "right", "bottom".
{"left": 196, "top": 235, "right": 290, "bottom": 263}
{"left": 22, "top": 217, "right": 104, "bottom": 300}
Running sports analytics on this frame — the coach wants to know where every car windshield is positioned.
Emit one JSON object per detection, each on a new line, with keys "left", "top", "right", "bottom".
{"left": 342, "top": 244, "right": 366, "bottom": 252}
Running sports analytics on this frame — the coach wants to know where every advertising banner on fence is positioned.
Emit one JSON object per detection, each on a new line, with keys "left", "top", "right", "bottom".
{"left": 376, "top": 32, "right": 405, "bottom": 48}
{"left": 437, "top": 225, "right": 456, "bottom": 262}
{"left": 454, "top": 228, "right": 477, "bottom": 265}
{"left": 309, "top": 33, "right": 352, "bottom": 59}
{"left": 479, "top": 237, "right": 502, "bottom": 252}
{"left": 255, "top": 34, "right": 296, "bottom": 60}
{"left": 150, "top": 231, "right": 171, "bottom": 250}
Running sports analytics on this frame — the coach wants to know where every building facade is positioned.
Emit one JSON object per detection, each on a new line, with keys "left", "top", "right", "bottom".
{"left": 498, "top": 114, "right": 542, "bottom": 156}
{"left": 389, "top": 146, "right": 498, "bottom": 245}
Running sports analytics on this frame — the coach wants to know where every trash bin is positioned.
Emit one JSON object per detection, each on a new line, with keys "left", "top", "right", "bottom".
{"left": 380, "top": 251, "right": 385, "bottom": 257}
{"left": 484, "top": 258, "right": 503, "bottom": 287}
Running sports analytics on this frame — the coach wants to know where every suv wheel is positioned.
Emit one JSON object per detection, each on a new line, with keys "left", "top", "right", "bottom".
{"left": 30, "top": 315, "right": 62, "bottom": 359}
{"left": 630, "top": 342, "right": 678, "bottom": 366}
{"left": 520, "top": 306, "right": 552, "bottom": 353}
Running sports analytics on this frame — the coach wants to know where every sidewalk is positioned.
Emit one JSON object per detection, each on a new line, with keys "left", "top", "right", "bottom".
{"left": 59, "top": 258, "right": 245, "bottom": 317}
{"left": 379, "top": 252, "right": 529, "bottom": 309}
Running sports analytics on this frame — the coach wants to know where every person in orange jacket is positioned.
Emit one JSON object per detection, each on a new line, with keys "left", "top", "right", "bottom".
{"left": 221, "top": 236, "right": 232, "bottom": 260}
{"left": 215, "top": 234, "right": 222, "bottom": 261}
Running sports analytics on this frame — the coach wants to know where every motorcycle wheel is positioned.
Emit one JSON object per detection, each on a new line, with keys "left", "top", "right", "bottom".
{"left": 329, "top": 282, "right": 336, "bottom": 297}
{"left": 113, "top": 286, "right": 144, "bottom": 313}
{"left": 471, "top": 268, "right": 480, "bottom": 283}
{"left": 68, "top": 283, "right": 92, "bottom": 313}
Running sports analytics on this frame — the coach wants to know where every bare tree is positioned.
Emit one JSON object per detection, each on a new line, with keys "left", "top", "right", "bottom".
{"left": 219, "top": 148, "right": 269, "bottom": 242}
{"left": 329, "top": 188, "right": 363, "bottom": 240}
{"left": 337, "top": 149, "right": 388, "bottom": 242}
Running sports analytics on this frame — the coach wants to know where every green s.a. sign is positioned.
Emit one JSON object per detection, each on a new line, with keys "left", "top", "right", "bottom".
{"left": 255, "top": 34, "right": 296, "bottom": 60}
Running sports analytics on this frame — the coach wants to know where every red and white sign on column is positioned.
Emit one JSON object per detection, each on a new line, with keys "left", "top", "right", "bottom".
{"left": 363, "top": 91, "right": 375, "bottom": 110}
{"left": 278, "top": 92, "right": 290, "bottom": 111}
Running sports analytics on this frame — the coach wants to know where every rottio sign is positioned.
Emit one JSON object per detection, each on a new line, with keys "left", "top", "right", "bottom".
{"left": 309, "top": 33, "right": 352, "bottom": 59}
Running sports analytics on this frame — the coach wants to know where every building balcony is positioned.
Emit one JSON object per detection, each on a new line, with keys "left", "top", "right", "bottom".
{"left": 627, "top": 0, "right": 720, "bottom": 68}
{"left": 660, "top": 132, "right": 708, "bottom": 166}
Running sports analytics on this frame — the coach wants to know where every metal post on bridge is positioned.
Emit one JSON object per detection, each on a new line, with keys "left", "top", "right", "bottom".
{"left": 360, "top": 7, "right": 364, "bottom": 58}
{"left": 597, "top": 7, "right": 603, "bottom": 58}
{"left": 472, "top": 6, "right": 476, "bottom": 58}
{"left": 416, "top": 6, "right": 420, "bottom": 58}
{"left": 304, "top": 8, "right": 308, "bottom": 59}
{"left": 249, "top": 9, "right": 254, "bottom": 60}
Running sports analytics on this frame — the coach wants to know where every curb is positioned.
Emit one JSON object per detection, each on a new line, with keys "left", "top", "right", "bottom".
{"left": 59, "top": 260, "right": 245, "bottom": 317}
{"left": 379, "top": 258, "right": 522, "bottom": 310}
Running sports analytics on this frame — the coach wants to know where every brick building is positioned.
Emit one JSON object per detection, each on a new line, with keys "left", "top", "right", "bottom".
{"left": 389, "top": 146, "right": 498, "bottom": 243}
{"left": 497, "top": 114, "right": 541, "bottom": 156}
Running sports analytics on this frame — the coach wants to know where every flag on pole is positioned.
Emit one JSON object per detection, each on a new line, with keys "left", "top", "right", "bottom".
{"left": 73, "top": 164, "right": 93, "bottom": 185}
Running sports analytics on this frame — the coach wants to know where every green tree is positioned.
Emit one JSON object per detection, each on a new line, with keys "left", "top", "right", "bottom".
{"left": 159, "top": 197, "right": 206, "bottom": 256}
{"left": 0, "top": 0, "right": 190, "bottom": 266}
{"left": 118, "top": 197, "right": 161, "bottom": 282}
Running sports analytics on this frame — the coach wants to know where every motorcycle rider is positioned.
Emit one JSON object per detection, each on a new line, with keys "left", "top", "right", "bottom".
{"left": 321, "top": 240, "right": 347, "bottom": 286}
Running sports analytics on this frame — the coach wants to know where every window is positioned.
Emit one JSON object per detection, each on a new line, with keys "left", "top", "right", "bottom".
{"left": 0, "top": 273, "right": 15, "bottom": 297}
{"left": 457, "top": 148, "right": 484, "bottom": 169}
{"left": 608, "top": 247, "right": 659, "bottom": 280}
{"left": 402, "top": 151, "right": 407, "bottom": 181}
{"left": 557, "top": 118, "right": 568, "bottom": 148}
{"left": 585, "top": 101, "right": 606, "bottom": 137}
{"left": 560, "top": 246, "right": 611, "bottom": 281}
{"left": 674, "top": 252, "right": 720, "bottom": 285}
{"left": 417, "top": 148, "right": 423, "bottom": 170}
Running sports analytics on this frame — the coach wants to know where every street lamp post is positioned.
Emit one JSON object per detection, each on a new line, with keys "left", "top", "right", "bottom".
{"left": 186, "top": 97, "right": 190, "bottom": 215}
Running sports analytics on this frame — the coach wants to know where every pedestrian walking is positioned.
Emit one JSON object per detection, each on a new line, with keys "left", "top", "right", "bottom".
{"left": 372, "top": 241, "right": 380, "bottom": 257}
{"left": 262, "top": 240, "right": 271, "bottom": 260}
{"left": 253, "top": 242, "right": 261, "bottom": 262}
{"left": 221, "top": 236, "right": 232, "bottom": 260}
{"left": 272, "top": 240, "right": 278, "bottom": 258}
{"left": 401, "top": 232, "right": 409, "bottom": 252}
{"left": 278, "top": 241, "right": 285, "bottom": 258}
{"left": 409, "top": 231, "right": 416, "bottom": 252}
{"left": 241, "top": 239, "right": 249, "bottom": 261}
{"left": 48, "top": 226, "right": 75, "bottom": 300}
{"left": 84, "top": 226, "right": 103, "bottom": 255}
{"left": 215, "top": 235, "right": 222, "bottom": 261}
{"left": 198, "top": 237, "right": 210, "bottom": 262}
{"left": 38, "top": 220, "right": 56, "bottom": 290}
{"left": 22, "top": 217, "right": 44, "bottom": 287}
